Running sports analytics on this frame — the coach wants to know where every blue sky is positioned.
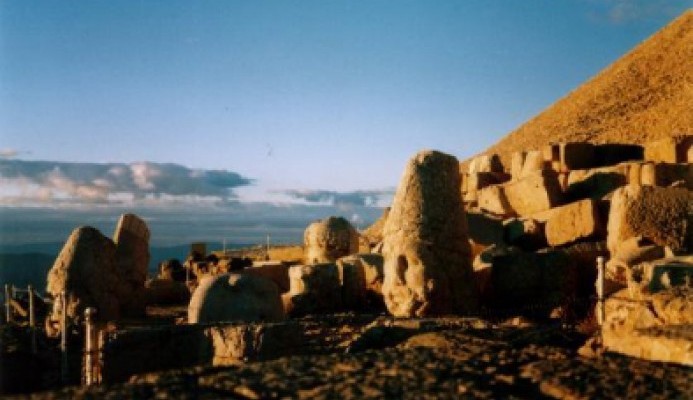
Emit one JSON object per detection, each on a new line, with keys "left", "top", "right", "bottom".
{"left": 0, "top": 0, "right": 689, "bottom": 212}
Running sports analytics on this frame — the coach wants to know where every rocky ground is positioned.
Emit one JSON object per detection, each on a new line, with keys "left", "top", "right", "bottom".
{"left": 13, "top": 315, "right": 693, "bottom": 399}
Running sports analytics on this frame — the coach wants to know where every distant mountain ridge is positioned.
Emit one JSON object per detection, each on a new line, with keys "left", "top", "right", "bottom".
{"left": 477, "top": 10, "right": 692, "bottom": 166}
{"left": 0, "top": 242, "right": 256, "bottom": 293}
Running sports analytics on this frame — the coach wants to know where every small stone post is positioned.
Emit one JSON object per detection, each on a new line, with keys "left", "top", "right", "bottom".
{"left": 4, "top": 284, "right": 11, "bottom": 323}
{"left": 266, "top": 234, "right": 271, "bottom": 260}
{"left": 596, "top": 256, "right": 605, "bottom": 327}
{"left": 28, "top": 285, "right": 37, "bottom": 353}
{"left": 60, "top": 291, "right": 69, "bottom": 384}
{"left": 84, "top": 307, "right": 97, "bottom": 385}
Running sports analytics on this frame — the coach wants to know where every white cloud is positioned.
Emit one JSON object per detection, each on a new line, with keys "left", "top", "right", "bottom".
{"left": 586, "top": 0, "right": 688, "bottom": 24}
{"left": 0, "top": 149, "right": 20, "bottom": 159}
{"left": 0, "top": 159, "right": 252, "bottom": 206}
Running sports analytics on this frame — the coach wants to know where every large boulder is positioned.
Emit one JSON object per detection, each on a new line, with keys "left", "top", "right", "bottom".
{"left": 564, "top": 163, "right": 630, "bottom": 201}
{"left": 360, "top": 208, "right": 390, "bottom": 250}
{"left": 599, "top": 256, "right": 693, "bottom": 366}
{"left": 304, "top": 217, "right": 359, "bottom": 264}
{"left": 382, "top": 150, "right": 478, "bottom": 317}
{"left": 468, "top": 154, "right": 503, "bottom": 174}
{"left": 605, "top": 236, "right": 665, "bottom": 291}
{"left": 607, "top": 185, "right": 692, "bottom": 256}
{"left": 188, "top": 274, "right": 285, "bottom": 324}
{"left": 336, "top": 254, "right": 385, "bottom": 311}
{"left": 545, "top": 199, "right": 604, "bottom": 247}
{"left": 113, "top": 213, "right": 150, "bottom": 316}
{"left": 500, "top": 170, "right": 562, "bottom": 216}
{"left": 46, "top": 227, "right": 121, "bottom": 327}
{"left": 602, "top": 286, "right": 692, "bottom": 366}
{"left": 520, "top": 150, "right": 547, "bottom": 178}
{"left": 284, "top": 263, "right": 341, "bottom": 316}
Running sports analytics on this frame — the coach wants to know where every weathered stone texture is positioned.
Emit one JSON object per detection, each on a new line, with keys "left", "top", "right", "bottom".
{"left": 360, "top": 208, "right": 390, "bottom": 249}
{"left": 545, "top": 199, "right": 603, "bottom": 247}
{"left": 644, "top": 136, "right": 692, "bottom": 163}
{"left": 188, "top": 273, "right": 285, "bottom": 324}
{"left": 565, "top": 163, "right": 630, "bottom": 201}
{"left": 477, "top": 185, "right": 513, "bottom": 217}
{"left": 382, "top": 150, "right": 478, "bottom": 317}
{"left": 607, "top": 185, "right": 693, "bottom": 256}
{"left": 468, "top": 154, "right": 503, "bottom": 174}
{"left": 501, "top": 170, "right": 562, "bottom": 216}
{"left": 638, "top": 162, "right": 693, "bottom": 189}
{"left": 520, "top": 150, "right": 547, "bottom": 178}
{"left": 113, "top": 213, "right": 150, "bottom": 316}
{"left": 208, "top": 322, "right": 302, "bottom": 366}
{"left": 285, "top": 263, "right": 341, "bottom": 315}
{"left": 603, "top": 286, "right": 693, "bottom": 366}
{"left": 46, "top": 227, "right": 120, "bottom": 324}
{"left": 304, "top": 217, "right": 359, "bottom": 264}
{"left": 510, "top": 151, "right": 526, "bottom": 180}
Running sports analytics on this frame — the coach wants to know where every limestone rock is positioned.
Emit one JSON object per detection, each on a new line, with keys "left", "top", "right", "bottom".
{"left": 605, "top": 236, "right": 665, "bottom": 287}
{"left": 477, "top": 185, "right": 514, "bottom": 217}
{"left": 188, "top": 274, "right": 285, "bottom": 324}
{"left": 304, "top": 217, "right": 359, "bottom": 264}
{"left": 545, "top": 199, "right": 603, "bottom": 247}
{"left": 510, "top": 151, "right": 526, "bottom": 180}
{"left": 335, "top": 257, "right": 367, "bottom": 310}
{"left": 382, "top": 150, "right": 478, "bottom": 317}
{"left": 565, "top": 163, "right": 630, "bottom": 201}
{"left": 644, "top": 136, "right": 692, "bottom": 163}
{"left": 502, "top": 170, "right": 562, "bottom": 216}
{"left": 465, "top": 172, "right": 509, "bottom": 194}
{"left": 607, "top": 185, "right": 692, "bottom": 256}
{"left": 208, "top": 322, "right": 302, "bottom": 366}
{"left": 113, "top": 213, "right": 150, "bottom": 317}
{"left": 46, "top": 227, "right": 121, "bottom": 325}
{"left": 638, "top": 162, "right": 693, "bottom": 189}
{"left": 336, "top": 254, "right": 385, "bottom": 311}
{"left": 285, "top": 263, "right": 341, "bottom": 315}
{"left": 520, "top": 150, "right": 547, "bottom": 178}
{"left": 360, "top": 208, "right": 390, "bottom": 250}
{"left": 628, "top": 256, "right": 693, "bottom": 295}
{"left": 468, "top": 154, "right": 503, "bottom": 174}
{"left": 602, "top": 287, "right": 693, "bottom": 366}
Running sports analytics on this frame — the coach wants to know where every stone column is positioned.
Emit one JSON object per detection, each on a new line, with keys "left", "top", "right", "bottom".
{"left": 382, "top": 150, "right": 478, "bottom": 317}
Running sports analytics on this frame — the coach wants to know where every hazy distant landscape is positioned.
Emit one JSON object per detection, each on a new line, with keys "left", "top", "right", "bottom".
{"left": 0, "top": 205, "right": 383, "bottom": 290}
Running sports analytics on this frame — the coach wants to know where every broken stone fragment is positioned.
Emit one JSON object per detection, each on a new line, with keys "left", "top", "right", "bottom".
{"left": 188, "top": 273, "right": 285, "bottom": 324}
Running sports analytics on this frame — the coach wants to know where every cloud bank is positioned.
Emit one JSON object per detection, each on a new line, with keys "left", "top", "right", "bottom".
{"left": 0, "top": 159, "right": 252, "bottom": 206}
{"left": 281, "top": 189, "right": 394, "bottom": 208}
